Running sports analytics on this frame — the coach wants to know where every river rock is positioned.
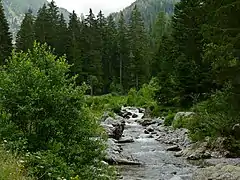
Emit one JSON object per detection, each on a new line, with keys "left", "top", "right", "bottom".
{"left": 174, "top": 112, "right": 195, "bottom": 122}
{"left": 192, "top": 164, "right": 240, "bottom": 180}
{"left": 101, "top": 117, "right": 125, "bottom": 140}
{"left": 118, "top": 137, "right": 134, "bottom": 143}
{"left": 170, "top": 176, "right": 183, "bottom": 180}
{"left": 139, "top": 118, "right": 156, "bottom": 126}
{"left": 174, "top": 151, "right": 183, "bottom": 157}
{"left": 167, "top": 145, "right": 182, "bottom": 152}
{"left": 144, "top": 129, "right": 150, "bottom": 134}
{"left": 146, "top": 125, "right": 154, "bottom": 132}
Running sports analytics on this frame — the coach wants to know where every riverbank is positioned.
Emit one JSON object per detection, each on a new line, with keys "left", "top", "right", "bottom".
{"left": 101, "top": 107, "right": 240, "bottom": 180}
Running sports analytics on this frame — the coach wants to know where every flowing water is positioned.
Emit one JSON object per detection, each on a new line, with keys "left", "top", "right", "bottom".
{"left": 117, "top": 119, "right": 197, "bottom": 180}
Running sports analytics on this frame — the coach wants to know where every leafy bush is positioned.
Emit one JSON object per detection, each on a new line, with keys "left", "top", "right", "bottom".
{"left": 172, "top": 116, "right": 191, "bottom": 129}
{"left": 187, "top": 83, "right": 240, "bottom": 142}
{"left": 0, "top": 43, "right": 114, "bottom": 179}
{"left": 164, "top": 112, "right": 176, "bottom": 126}
{"left": 127, "top": 78, "right": 160, "bottom": 116}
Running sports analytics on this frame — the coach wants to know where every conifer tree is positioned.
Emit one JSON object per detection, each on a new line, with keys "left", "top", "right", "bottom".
{"left": 117, "top": 11, "right": 131, "bottom": 92}
{"left": 66, "top": 11, "right": 83, "bottom": 82}
{"left": 84, "top": 9, "right": 103, "bottom": 95}
{"left": 128, "top": 5, "right": 150, "bottom": 90}
{"left": 56, "top": 13, "right": 68, "bottom": 56}
{"left": 34, "top": 3, "right": 48, "bottom": 43}
{"left": 0, "top": 0, "right": 12, "bottom": 64}
{"left": 16, "top": 9, "right": 35, "bottom": 52}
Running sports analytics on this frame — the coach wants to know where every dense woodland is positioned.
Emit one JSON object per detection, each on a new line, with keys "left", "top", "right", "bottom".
{"left": 0, "top": 0, "right": 240, "bottom": 179}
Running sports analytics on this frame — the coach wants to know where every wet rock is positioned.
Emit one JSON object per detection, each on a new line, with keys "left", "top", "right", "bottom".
{"left": 170, "top": 176, "right": 182, "bottom": 180}
{"left": 174, "top": 151, "right": 183, "bottom": 157}
{"left": 101, "top": 117, "right": 125, "bottom": 140}
{"left": 122, "top": 112, "right": 132, "bottom": 119}
{"left": 167, "top": 145, "right": 182, "bottom": 152}
{"left": 139, "top": 118, "right": 156, "bottom": 126}
{"left": 174, "top": 112, "right": 195, "bottom": 122}
{"left": 146, "top": 125, "right": 154, "bottom": 132}
{"left": 187, "top": 152, "right": 202, "bottom": 160}
{"left": 104, "top": 117, "right": 118, "bottom": 125}
{"left": 192, "top": 164, "right": 240, "bottom": 180}
{"left": 205, "top": 158, "right": 240, "bottom": 166}
{"left": 112, "top": 122, "right": 125, "bottom": 140}
{"left": 132, "top": 114, "right": 138, "bottom": 118}
{"left": 118, "top": 137, "right": 134, "bottom": 143}
{"left": 144, "top": 129, "right": 150, "bottom": 134}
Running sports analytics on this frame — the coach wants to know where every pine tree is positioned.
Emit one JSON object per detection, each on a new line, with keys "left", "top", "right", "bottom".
{"left": 66, "top": 11, "right": 83, "bottom": 83}
{"left": 117, "top": 11, "right": 131, "bottom": 92}
{"left": 34, "top": 1, "right": 61, "bottom": 55}
{"left": 128, "top": 5, "right": 150, "bottom": 90}
{"left": 34, "top": 3, "right": 48, "bottom": 43}
{"left": 171, "top": 0, "right": 206, "bottom": 106}
{"left": 0, "top": 0, "right": 12, "bottom": 64}
{"left": 84, "top": 9, "right": 103, "bottom": 95}
{"left": 56, "top": 13, "right": 68, "bottom": 56}
{"left": 16, "top": 9, "right": 35, "bottom": 52}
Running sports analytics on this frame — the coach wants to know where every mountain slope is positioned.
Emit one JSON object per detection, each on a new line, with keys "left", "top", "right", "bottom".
{"left": 2, "top": 0, "right": 69, "bottom": 38}
{"left": 111, "top": 0, "right": 179, "bottom": 28}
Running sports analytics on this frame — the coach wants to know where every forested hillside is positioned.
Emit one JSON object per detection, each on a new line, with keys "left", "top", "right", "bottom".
{"left": 2, "top": 0, "right": 69, "bottom": 38}
{"left": 111, "top": 0, "right": 178, "bottom": 28}
{"left": 0, "top": 0, "right": 240, "bottom": 179}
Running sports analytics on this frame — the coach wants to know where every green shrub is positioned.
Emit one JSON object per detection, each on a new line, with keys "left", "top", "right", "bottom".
{"left": 164, "top": 112, "right": 176, "bottom": 126}
{"left": 187, "top": 83, "right": 240, "bottom": 143}
{"left": 0, "top": 43, "right": 114, "bottom": 179}
{"left": 172, "top": 116, "right": 191, "bottom": 129}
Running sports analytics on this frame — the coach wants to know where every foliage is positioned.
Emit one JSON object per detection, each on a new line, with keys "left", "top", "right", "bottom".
{"left": 187, "top": 84, "right": 240, "bottom": 142}
{"left": 164, "top": 112, "right": 176, "bottom": 126}
{"left": 0, "top": 0, "right": 12, "bottom": 65}
{"left": 87, "top": 78, "right": 159, "bottom": 118}
{"left": 0, "top": 42, "right": 114, "bottom": 179}
{"left": 16, "top": 9, "right": 35, "bottom": 52}
{"left": 0, "top": 145, "right": 32, "bottom": 180}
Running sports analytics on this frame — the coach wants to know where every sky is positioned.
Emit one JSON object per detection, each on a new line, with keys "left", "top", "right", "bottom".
{"left": 49, "top": 0, "right": 135, "bottom": 16}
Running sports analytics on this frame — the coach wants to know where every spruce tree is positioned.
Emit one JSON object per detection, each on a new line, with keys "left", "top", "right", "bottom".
{"left": 34, "top": 3, "right": 48, "bottom": 43}
{"left": 66, "top": 11, "right": 83, "bottom": 82}
{"left": 0, "top": 0, "right": 12, "bottom": 64}
{"left": 171, "top": 0, "right": 206, "bottom": 106}
{"left": 117, "top": 11, "right": 131, "bottom": 92}
{"left": 56, "top": 13, "right": 68, "bottom": 56}
{"left": 16, "top": 9, "right": 35, "bottom": 52}
{"left": 128, "top": 5, "right": 150, "bottom": 90}
{"left": 84, "top": 9, "right": 103, "bottom": 95}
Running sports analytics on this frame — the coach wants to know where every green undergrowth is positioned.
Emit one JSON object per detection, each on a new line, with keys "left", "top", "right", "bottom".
{"left": 0, "top": 145, "right": 32, "bottom": 180}
{"left": 86, "top": 78, "right": 161, "bottom": 119}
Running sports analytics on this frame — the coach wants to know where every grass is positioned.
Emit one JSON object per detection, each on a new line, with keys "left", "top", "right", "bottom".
{"left": 0, "top": 146, "right": 32, "bottom": 180}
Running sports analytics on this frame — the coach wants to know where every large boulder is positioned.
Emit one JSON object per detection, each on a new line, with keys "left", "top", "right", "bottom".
{"left": 101, "top": 117, "right": 125, "bottom": 140}
{"left": 104, "top": 139, "right": 141, "bottom": 165}
{"left": 192, "top": 164, "right": 240, "bottom": 180}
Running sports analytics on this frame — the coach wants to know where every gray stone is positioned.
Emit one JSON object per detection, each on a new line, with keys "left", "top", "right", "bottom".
{"left": 146, "top": 125, "right": 154, "bottom": 132}
{"left": 118, "top": 137, "right": 134, "bottom": 143}
{"left": 167, "top": 145, "right": 182, "bottom": 152}
{"left": 170, "top": 176, "right": 182, "bottom": 180}
{"left": 193, "top": 164, "right": 240, "bottom": 180}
